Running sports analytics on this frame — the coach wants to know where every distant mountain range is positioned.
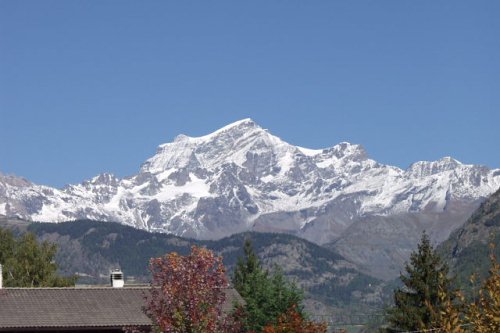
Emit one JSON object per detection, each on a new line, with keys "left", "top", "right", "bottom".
{"left": 1, "top": 119, "right": 499, "bottom": 279}
{"left": 1, "top": 184, "right": 497, "bottom": 317}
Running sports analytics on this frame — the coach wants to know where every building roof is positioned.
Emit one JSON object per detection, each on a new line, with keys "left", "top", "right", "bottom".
{"left": 0, "top": 287, "right": 150, "bottom": 330}
{"left": 0, "top": 287, "right": 243, "bottom": 331}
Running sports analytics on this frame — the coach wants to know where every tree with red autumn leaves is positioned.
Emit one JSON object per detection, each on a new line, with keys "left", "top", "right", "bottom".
{"left": 262, "top": 305, "right": 328, "bottom": 333}
{"left": 144, "top": 246, "right": 242, "bottom": 333}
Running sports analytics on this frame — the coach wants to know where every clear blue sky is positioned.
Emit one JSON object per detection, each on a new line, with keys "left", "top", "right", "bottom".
{"left": 1, "top": 1, "right": 499, "bottom": 188}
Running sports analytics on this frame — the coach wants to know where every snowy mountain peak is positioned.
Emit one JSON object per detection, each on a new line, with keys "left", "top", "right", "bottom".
{"left": 1, "top": 119, "right": 499, "bottom": 248}
{"left": 0, "top": 173, "right": 32, "bottom": 188}
{"left": 173, "top": 134, "right": 191, "bottom": 142}
{"left": 330, "top": 142, "right": 368, "bottom": 160}
{"left": 407, "top": 156, "right": 467, "bottom": 177}
{"left": 169, "top": 118, "right": 259, "bottom": 144}
{"left": 141, "top": 119, "right": 285, "bottom": 174}
{"left": 86, "top": 173, "right": 119, "bottom": 186}
{"left": 204, "top": 118, "right": 258, "bottom": 137}
{"left": 193, "top": 117, "right": 264, "bottom": 144}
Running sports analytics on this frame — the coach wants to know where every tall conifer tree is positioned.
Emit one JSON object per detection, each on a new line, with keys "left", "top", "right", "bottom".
{"left": 233, "top": 238, "right": 260, "bottom": 294}
{"left": 232, "top": 238, "right": 303, "bottom": 332}
{"left": 385, "top": 232, "right": 453, "bottom": 332}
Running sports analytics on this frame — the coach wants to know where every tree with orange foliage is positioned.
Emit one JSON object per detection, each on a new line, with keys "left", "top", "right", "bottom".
{"left": 466, "top": 244, "right": 500, "bottom": 333}
{"left": 262, "top": 305, "right": 328, "bottom": 333}
{"left": 144, "top": 246, "right": 241, "bottom": 333}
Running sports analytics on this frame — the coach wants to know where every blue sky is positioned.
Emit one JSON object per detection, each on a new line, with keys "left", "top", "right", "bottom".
{"left": 1, "top": 1, "right": 499, "bottom": 188}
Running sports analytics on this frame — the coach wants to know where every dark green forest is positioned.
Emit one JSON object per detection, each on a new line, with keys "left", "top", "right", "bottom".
{"left": 20, "top": 219, "right": 382, "bottom": 308}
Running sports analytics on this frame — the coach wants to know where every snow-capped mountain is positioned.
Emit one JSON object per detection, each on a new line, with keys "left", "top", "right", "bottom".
{"left": 1, "top": 119, "right": 499, "bottom": 278}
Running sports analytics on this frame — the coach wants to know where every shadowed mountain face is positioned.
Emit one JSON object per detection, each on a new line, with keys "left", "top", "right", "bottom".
{"left": 1, "top": 119, "right": 499, "bottom": 279}
{"left": 438, "top": 188, "right": 500, "bottom": 288}
{"left": 327, "top": 202, "right": 482, "bottom": 280}
{"left": 0, "top": 217, "right": 386, "bottom": 311}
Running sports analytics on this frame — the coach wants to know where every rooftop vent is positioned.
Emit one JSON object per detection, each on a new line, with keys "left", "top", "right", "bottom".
{"left": 110, "top": 269, "right": 124, "bottom": 288}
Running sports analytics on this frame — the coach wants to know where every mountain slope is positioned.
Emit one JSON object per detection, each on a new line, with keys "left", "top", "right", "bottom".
{"left": 0, "top": 217, "right": 385, "bottom": 310}
{"left": 327, "top": 202, "right": 480, "bottom": 280}
{"left": 438, "top": 187, "right": 500, "bottom": 288}
{"left": 1, "top": 119, "right": 499, "bottom": 278}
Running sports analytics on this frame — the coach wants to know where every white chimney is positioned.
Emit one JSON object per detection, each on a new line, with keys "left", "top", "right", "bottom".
{"left": 110, "top": 269, "right": 124, "bottom": 288}
{"left": 0, "top": 264, "right": 3, "bottom": 289}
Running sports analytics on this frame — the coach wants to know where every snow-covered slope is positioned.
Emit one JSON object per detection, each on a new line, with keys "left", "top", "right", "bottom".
{"left": 1, "top": 119, "right": 499, "bottom": 247}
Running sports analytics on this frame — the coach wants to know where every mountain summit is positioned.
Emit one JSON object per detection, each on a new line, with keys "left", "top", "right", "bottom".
{"left": 1, "top": 119, "right": 499, "bottom": 278}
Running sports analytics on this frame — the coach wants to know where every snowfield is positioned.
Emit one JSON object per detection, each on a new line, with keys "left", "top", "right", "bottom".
{"left": 1, "top": 118, "right": 499, "bottom": 244}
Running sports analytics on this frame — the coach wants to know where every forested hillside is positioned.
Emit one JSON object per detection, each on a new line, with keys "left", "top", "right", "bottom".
{"left": 0, "top": 217, "right": 385, "bottom": 312}
{"left": 438, "top": 187, "right": 500, "bottom": 290}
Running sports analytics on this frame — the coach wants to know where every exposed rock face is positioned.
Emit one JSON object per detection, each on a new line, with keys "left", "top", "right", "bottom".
{"left": 1, "top": 119, "right": 499, "bottom": 278}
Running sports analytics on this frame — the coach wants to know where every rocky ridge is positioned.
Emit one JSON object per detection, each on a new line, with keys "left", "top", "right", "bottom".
{"left": 1, "top": 119, "right": 499, "bottom": 278}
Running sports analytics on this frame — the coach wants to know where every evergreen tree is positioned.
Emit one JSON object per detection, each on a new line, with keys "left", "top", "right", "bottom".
{"left": 232, "top": 239, "right": 304, "bottom": 332}
{"left": 385, "top": 232, "right": 454, "bottom": 332}
{"left": 0, "top": 228, "right": 76, "bottom": 287}
{"left": 233, "top": 239, "right": 260, "bottom": 293}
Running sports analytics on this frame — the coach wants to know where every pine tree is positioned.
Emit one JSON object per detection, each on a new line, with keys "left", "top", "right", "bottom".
{"left": 385, "top": 232, "right": 454, "bottom": 332}
{"left": 233, "top": 239, "right": 260, "bottom": 293}
{"left": 232, "top": 238, "right": 304, "bottom": 332}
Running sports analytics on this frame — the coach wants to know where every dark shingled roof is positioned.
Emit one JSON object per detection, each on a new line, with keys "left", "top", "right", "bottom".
{"left": 0, "top": 287, "right": 150, "bottom": 330}
{"left": 0, "top": 287, "right": 243, "bottom": 331}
